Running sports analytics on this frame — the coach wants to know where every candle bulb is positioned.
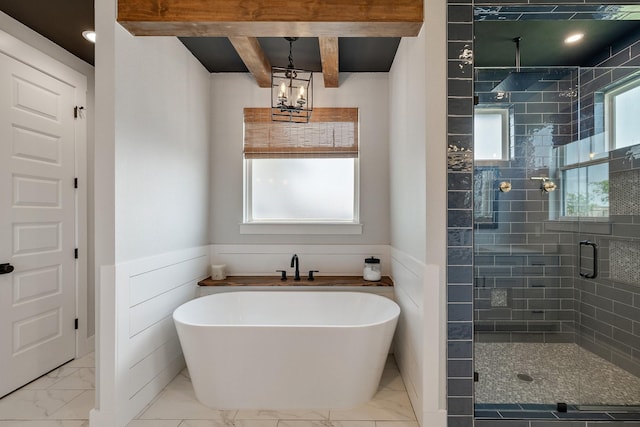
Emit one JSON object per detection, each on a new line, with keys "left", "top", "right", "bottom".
{"left": 279, "top": 82, "right": 287, "bottom": 100}
{"left": 296, "top": 84, "right": 306, "bottom": 107}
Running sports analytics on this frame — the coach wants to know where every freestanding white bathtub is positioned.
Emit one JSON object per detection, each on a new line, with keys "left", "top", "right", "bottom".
{"left": 173, "top": 291, "right": 400, "bottom": 409}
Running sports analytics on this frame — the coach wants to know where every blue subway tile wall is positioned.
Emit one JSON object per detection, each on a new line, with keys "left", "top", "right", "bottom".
{"left": 473, "top": 66, "right": 578, "bottom": 343}
{"left": 447, "top": 1, "right": 640, "bottom": 427}
{"left": 448, "top": 1, "right": 475, "bottom": 427}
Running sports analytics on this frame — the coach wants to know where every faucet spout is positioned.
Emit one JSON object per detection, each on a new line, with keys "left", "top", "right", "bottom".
{"left": 291, "top": 254, "right": 300, "bottom": 281}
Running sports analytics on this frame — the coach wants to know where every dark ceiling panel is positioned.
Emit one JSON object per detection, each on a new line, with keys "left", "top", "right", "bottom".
{"left": 260, "top": 37, "right": 322, "bottom": 72}
{"left": 180, "top": 36, "right": 401, "bottom": 73}
{"left": 180, "top": 37, "right": 323, "bottom": 73}
{"left": 0, "top": 0, "right": 94, "bottom": 65}
{"left": 474, "top": 20, "right": 640, "bottom": 67}
{"left": 179, "top": 37, "right": 247, "bottom": 73}
{"left": 339, "top": 38, "right": 401, "bottom": 72}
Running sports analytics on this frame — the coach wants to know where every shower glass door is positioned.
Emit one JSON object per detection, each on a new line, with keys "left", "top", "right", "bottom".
{"left": 473, "top": 67, "right": 581, "bottom": 409}
{"left": 570, "top": 66, "right": 640, "bottom": 409}
{"left": 473, "top": 66, "right": 640, "bottom": 413}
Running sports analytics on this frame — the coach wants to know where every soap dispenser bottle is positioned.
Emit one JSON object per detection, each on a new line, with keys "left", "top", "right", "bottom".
{"left": 363, "top": 257, "right": 382, "bottom": 281}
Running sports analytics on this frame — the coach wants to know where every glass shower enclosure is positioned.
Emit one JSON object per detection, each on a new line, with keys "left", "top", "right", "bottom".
{"left": 473, "top": 66, "right": 640, "bottom": 412}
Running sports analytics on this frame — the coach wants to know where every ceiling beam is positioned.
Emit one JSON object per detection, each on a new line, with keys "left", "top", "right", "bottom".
{"left": 319, "top": 37, "right": 339, "bottom": 88}
{"left": 117, "top": 0, "right": 423, "bottom": 37}
{"left": 228, "top": 37, "right": 272, "bottom": 88}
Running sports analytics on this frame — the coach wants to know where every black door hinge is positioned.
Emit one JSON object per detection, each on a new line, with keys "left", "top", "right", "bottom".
{"left": 74, "top": 318, "right": 79, "bottom": 330}
{"left": 474, "top": 372, "right": 479, "bottom": 382}
{"left": 74, "top": 177, "right": 78, "bottom": 189}
{"left": 74, "top": 248, "right": 79, "bottom": 259}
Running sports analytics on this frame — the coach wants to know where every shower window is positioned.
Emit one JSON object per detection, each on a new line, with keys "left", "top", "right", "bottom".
{"left": 473, "top": 107, "right": 511, "bottom": 161}
{"left": 561, "top": 163, "right": 609, "bottom": 217}
{"left": 557, "top": 137, "right": 609, "bottom": 218}
{"left": 606, "top": 75, "right": 640, "bottom": 150}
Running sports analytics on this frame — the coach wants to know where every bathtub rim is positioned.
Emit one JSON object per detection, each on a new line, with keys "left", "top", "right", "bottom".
{"left": 173, "top": 290, "right": 400, "bottom": 329}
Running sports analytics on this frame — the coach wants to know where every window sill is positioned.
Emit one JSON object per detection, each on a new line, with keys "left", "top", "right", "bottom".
{"left": 544, "top": 219, "right": 612, "bottom": 235}
{"left": 239, "top": 222, "right": 363, "bottom": 235}
{"left": 556, "top": 216, "right": 610, "bottom": 222}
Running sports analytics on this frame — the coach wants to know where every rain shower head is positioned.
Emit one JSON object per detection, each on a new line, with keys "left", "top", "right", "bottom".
{"left": 491, "top": 71, "right": 547, "bottom": 92}
{"left": 491, "top": 37, "right": 546, "bottom": 93}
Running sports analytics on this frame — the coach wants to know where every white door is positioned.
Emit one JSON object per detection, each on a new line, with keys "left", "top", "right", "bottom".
{"left": 0, "top": 52, "right": 77, "bottom": 397}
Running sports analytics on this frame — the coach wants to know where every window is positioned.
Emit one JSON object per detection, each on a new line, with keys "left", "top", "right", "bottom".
{"left": 562, "top": 163, "right": 609, "bottom": 217}
{"left": 558, "top": 138, "right": 609, "bottom": 218}
{"left": 559, "top": 75, "right": 640, "bottom": 219}
{"left": 243, "top": 108, "right": 360, "bottom": 232}
{"left": 606, "top": 76, "right": 640, "bottom": 150}
{"left": 474, "top": 107, "right": 511, "bottom": 161}
{"left": 249, "top": 158, "right": 355, "bottom": 221}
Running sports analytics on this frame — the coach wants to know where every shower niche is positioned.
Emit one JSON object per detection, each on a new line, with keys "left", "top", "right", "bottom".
{"left": 473, "top": 5, "right": 640, "bottom": 416}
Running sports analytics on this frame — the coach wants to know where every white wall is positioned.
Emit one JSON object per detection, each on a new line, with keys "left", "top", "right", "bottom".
{"left": 114, "top": 32, "right": 210, "bottom": 262}
{"left": 92, "top": 4, "right": 212, "bottom": 425}
{"left": 210, "top": 73, "right": 390, "bottom": 245}
{"left": 389, "top": 0, "right": 448, "bottom": 424}
{"left": 0, "top": 11, "right": 96, "bottom": 350}
{"left": 211, "top": 243, "right": 390, "bottom": 277}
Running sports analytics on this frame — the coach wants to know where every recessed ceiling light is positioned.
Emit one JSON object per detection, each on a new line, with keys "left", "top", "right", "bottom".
{"left": 82, "top": 30, "right": 96, "bottom": 43}
{"left": 564, "top": 33, "right": 584, "bottom": 44}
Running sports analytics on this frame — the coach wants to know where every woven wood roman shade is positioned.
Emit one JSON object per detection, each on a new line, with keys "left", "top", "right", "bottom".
{"left": 244, "top": 107, "right": 358, "bottom": 158}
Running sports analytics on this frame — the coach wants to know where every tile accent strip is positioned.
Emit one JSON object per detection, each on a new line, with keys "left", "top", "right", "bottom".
{"left": 448, "top": 1, "right": 475, "bottom": 427}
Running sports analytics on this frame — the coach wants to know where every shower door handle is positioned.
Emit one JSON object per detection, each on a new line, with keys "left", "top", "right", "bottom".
{"left": 579, "top": 240, "right": 598, "bottom": 279}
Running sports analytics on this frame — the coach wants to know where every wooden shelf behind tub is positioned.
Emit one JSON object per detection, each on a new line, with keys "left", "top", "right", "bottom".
{"left": 198, "top": 275, "right": 394, "bottom": 287}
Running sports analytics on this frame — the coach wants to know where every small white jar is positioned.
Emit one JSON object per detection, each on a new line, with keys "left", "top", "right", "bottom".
{"left": 363, "top": 257, "right": 381, "bottom": 281}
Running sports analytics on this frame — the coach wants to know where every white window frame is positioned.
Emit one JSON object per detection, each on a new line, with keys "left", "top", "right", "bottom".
{"left": 240, "top": 108, "right": 363, "bottom": 235}
{"left": 241, "top": 157, "right": 362, "bottom": 235}
{"left": 559, "top": 160, "right": 609, "bottom": 219}
{"left": 605, "top": 75, "right": 640, "bottom": 151}
{"left": 474, "top": 107, "right": 511, "bottom": 161}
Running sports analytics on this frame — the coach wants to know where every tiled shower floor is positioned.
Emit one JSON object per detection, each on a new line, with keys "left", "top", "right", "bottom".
{"left": 475, "top": 343, "right": 640, "bottom": 406}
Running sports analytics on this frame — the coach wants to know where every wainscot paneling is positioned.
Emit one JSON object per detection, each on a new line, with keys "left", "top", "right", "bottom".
{"left": 94, "top": 246, "right": 209, "bottom": 426}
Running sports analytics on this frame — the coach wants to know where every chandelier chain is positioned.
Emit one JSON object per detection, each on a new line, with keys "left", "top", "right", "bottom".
{"left": 288, "top": 39, "right": 294, "bottom": 69}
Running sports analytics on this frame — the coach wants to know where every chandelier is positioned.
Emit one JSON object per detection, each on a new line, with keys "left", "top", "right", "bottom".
{"left": 271, "top": 37, "right": 313, "bottom": 123}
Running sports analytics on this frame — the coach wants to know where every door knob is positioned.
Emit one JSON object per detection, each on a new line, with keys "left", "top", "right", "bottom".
{"left": 0, "top": 263, "right": 14, "bottom": 274}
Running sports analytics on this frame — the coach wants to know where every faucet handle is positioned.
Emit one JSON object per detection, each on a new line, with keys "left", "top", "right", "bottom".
{"left": 276, "top": 270, "right": 287, "bottom": 281}
{"left": 308, "top": 270, "right": 319, "bottom": 281}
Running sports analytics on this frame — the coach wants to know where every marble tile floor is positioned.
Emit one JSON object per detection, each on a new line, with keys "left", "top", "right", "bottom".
{"left": 128, "top": 356, "right": 418, "bottom": 427}
{"left": 475, "top": 342, "right": 640, "bottom": 406}
{"left": 0, "top": 352, "right": 95, "bottom": 427}
{"left": 0, "top": 353, "right": 418, "bottom": 427}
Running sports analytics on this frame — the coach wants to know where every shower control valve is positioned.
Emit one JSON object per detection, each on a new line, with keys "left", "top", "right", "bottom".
{"left": 499, "top": 181, "right": 512, "bottom": 192}
{"left": 542, "top": 181, "right": 557, "bottom": 192}
{"left": 530, "top": 176, "right": 557, "bottom": 193}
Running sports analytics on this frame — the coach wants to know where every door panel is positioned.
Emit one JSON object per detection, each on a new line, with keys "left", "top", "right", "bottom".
{"left": 0, "top": 52, "right": 76, "bottom": 398}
